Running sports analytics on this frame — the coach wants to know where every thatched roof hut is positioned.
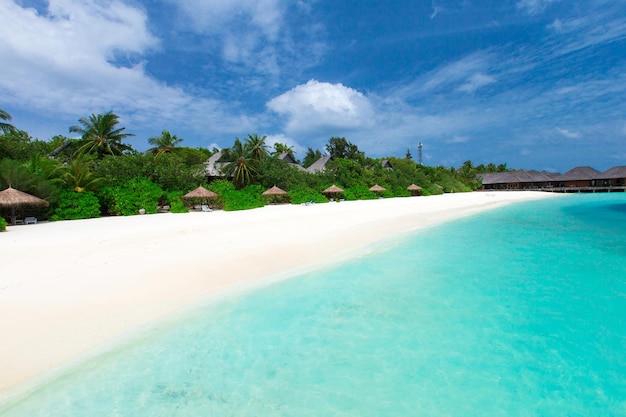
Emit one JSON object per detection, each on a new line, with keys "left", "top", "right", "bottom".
{"left": 0, "top": 186, "right": 49, "bottom": 225}
{"left": 322, "top": 184, "right": 344, "bottom": 194}
{"left": 183, "top": 186, "right": 218, "bottom": 199}
{"left": 407, "top": 184, "right": 423, "bottom": 196}
{"left": 369, "top": 184, "right": 386, "bottom": 193}
{"left": 262, "top": 185, "right": 287, "bottom": 196}
{"left": 262, "top": 185, "right": 289, "bottom": 204}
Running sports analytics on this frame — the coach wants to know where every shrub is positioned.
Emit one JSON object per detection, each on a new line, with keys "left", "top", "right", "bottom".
{"left": 0, "top": 216, "right": 7, "bottom": 231}
{"left": 99, "top": 177, "right": 163, "bottom": 216}
{"left": 287, "top": 187, "right": 328, "bottom": 204}
{"left": 164, "top": 191, "right": 189, "bottom": 213}
{"left": 344, "top": 185, "right": 378, "bottom": 201}
{"left": 51, "top": 189, "right": 101, "bottom": 221}
{"left": 221, "top": 184, "right": 266, "bottom": 211}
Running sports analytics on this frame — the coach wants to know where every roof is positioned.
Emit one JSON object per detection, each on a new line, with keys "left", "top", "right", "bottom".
{"left": 381, "top": 159, "right": 393, "bottom": 169}
{"left": 478, "top": 170, "right": 559, "bottom": 185}
{"left": 306, "top": 155, "right": 332, "bottom": 173}
{"left": 262, "top": 185, "right": 288, "bottom": 196}
{"left": 204, "top": 151, "right": 228, "bottom": 177}
{"left": 0, "top": 186, "right": 49, "bottom": 207}
{"left": 556, "top": 166, "right": 601, "bottom": 181}
{"left": 407, "top": 184, "right": 423, "bottom": 191}
{"left": 369, "top": 184, "right": 386, "bottom": 192}
{"left": 598, "top": 166, "right": 626, "bottom": 179}
{"left": 183, "top": 186, "right": 218, "bottom": 199}
{"left": 322, "top": 184, "right": 344, "bottom": 193}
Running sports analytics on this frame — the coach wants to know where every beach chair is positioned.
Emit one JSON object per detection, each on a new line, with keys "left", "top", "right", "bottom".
{"left": 201, "top": 205, "right": 212, "bottom": 212}
{"left": 24, "top": 217, "right": 38, "bottom": 224}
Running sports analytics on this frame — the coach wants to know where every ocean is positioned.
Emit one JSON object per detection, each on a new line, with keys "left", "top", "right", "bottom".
{"left": 2, "top": 193, "right": 625, "bottom": 416}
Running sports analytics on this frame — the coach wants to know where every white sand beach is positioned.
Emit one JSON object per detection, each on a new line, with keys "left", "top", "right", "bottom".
{"left": 0, "top": 191, "right": 557, "bottom": 395}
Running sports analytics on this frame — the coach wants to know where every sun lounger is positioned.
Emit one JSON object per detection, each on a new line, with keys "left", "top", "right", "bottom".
{"left": 24, "top": 217, "right": 37, "bottom": 224}
{"left": 201, "top": 205, "right": 212, "bottom": 212}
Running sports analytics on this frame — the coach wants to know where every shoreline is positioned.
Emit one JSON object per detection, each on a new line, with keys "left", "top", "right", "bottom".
{"left": 0, "top": 191, "right": 559, "bottom": 398}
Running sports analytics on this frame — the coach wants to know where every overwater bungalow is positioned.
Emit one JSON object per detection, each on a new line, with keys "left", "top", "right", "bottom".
{"left": 479, "top": 165, "right": 626, "bottom": 193}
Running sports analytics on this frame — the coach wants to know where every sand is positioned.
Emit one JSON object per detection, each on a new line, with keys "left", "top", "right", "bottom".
{"left": 0, "top": 191, "right": 557, "bottom": 395}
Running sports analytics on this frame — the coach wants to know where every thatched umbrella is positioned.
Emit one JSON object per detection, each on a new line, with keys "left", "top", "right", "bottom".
{"left": 183, "top": 186, "right": 218, "bottom": 209}
{"left": 369, "top": 184, "right": 387, "bottom": 196}
{"left": 322, "top": 184, "right": 344, "bottom": 201}
{"left": 407, "top": 184, "right": 423, "bottom": 196}
{"left": 262, "top": 185, "right": 288, "bottom": 204}
{"left": 0, "top": 186, "right": 49, "bottom": 225}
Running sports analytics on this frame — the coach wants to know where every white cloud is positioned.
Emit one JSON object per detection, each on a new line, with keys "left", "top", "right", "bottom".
{"left": 556, "top": 127, "right": 581, "bottom": 139}
{"left": 265, "top": 133, "right": 305, "bottom": 156}
{"left": 267, "top": 80, "right": 376, "bottom": 135}
{"left": 410, "top": 52, "right": 496, "bottom": 96}
{"left": 516, "top": 0, "right": 561, "bottom": 15}
{"left": 445, "top": 135, "right": 470, "bottom": 144}
{"left": 457, "top": 73, "right": 496, "bottom": 93}
{"left": 166, "top": 0, "right": 288, "bottom": 70}
{"left": 0, "top": 0, "right": 251, "bottom": 139}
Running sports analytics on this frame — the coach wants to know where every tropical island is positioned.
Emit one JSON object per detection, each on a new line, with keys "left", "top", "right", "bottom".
{"left": 0, "top": 109, "right": 504, "bottom": 230}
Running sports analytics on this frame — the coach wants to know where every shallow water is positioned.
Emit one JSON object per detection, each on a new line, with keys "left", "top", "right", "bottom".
{"left": 2, "top": 193, "right": 626, "bottom": 416}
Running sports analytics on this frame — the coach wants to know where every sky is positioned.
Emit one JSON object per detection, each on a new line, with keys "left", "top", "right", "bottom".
{"left": 1, "top": 0, "right": 625, "bottom": 172}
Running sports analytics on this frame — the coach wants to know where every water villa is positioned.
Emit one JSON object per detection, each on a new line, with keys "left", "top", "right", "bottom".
{"left": 479, "top": 166, "right": 626, "bottom": 192}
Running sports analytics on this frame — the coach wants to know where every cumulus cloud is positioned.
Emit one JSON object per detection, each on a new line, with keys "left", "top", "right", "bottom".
{"left": 0, "top": 0, "right": 253, "bottom": 139}
{"left": 265, "top": 133, "right": 305, "bottom": 156}
{"left": 267, "top": 80, "right": 375, "bottom": 135}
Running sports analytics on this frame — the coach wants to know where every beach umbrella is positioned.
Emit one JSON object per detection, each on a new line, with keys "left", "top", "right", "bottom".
{"left": 322, "top": 184, "right": 344, "bottom": 201}
{"left": 322, "top": 184, "right": 344, "bottom": 194}
{"left": 183, "top": 186, "right": 218, "bottom": 210}
{"left": 183, "top": 186, "right": 218, "bottom": 199}
{"left": 262, "top": 185, "right": 288, "bottom": 204}
{"left": 407, "top": 184, "right": 423, "bottom": 196}
{"left": 0, "top": 186, "right": 49, "bottom": 225}
{"left": 369, "top": 184, "right": 387, "bottom": 193}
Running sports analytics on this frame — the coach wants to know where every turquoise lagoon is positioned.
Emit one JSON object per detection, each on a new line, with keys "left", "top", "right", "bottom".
{"left": 2, "top": 193, "right": 626, "bottom": 416}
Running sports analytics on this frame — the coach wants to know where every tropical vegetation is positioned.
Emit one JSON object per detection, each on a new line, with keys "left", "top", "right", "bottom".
{"left": 0, "top": 108, "right": 507, "bottom": 224}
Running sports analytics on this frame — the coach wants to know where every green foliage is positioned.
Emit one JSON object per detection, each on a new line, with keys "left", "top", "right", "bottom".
{"left": 70, "top": 111, "right": 134, "bottom": 157}
{"left": 0, "top": 130, "right": 52, "bottom": 161}
{"left": 208, "top": 181, "right": 265, "bottom": 211}
{"left": 287, "top": 187, "right": 328, "bottom": 204}
{"left": 164, "top": 191, "right": 189, "bottom": 213}
{"left": 302, "top": 147, "right": 323, "bottom": 168}
{"left": 344, "top": 185, "right": 378, "bottom": 201}
{"left": 51, "top": 189, "right": 100, "bottom": 221}
{"left": 325, "top": 137, "right": 364, "bottom": 163}
{"left": 99, "top": 177, "right": 163, "bottom": 216}
{"left": 0, "top": 216, "right": 7, "bottom": 231}
{"left": 147, "top": 130, "right": 183, "bottom": 155}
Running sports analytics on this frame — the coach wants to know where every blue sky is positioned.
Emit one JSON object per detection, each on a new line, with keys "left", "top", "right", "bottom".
{"left": 1, "top": 0, "right": 625, "bottom": 172}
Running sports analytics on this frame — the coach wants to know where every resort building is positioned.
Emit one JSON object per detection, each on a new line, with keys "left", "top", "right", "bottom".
{"left": 479, "top": 165, "right": 626, "bottom": 192}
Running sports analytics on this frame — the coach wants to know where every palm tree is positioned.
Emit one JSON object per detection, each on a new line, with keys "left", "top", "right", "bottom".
{"left": 245, "top": 133, "right": 268, "bottom": 161}
{"left": 272, "top": 142, "right": 294, "bottom": 156}
{"left": 221, "top": 138, "right": 258, "bottom": 189}
{"left": 69, "top": 111, "right": 134, "bottom": 157}
{"left": 60, "top": 156, "right": 105, "bottom": 192}
{"left": 147, "top": 130, "right": 183, "bottom": 156}
{"left": 0, "top": 109, "right": 16, "bottom": 134}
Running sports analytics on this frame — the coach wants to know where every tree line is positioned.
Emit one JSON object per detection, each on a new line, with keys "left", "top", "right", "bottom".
{"left": 0, "top": 109, "right": 504, "bottom": 223}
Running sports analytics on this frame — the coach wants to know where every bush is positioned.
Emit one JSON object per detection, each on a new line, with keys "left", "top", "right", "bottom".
{"left": 0, "top": 216, "right": 7, "bottom": 231}
{"left": 222, "top": 184, "right": 266, "bottom": 211}
{"left": 99, "top": 177, "right": 163, "bottom": 216}
{"left": 287, "top": 187, "right": 328, "bottom": 204}
{"left": 344, "top": 185, "right": 378, "bottom": 201}
{"left": 51, "top": 189, "right": 101, "bottom": 221}
{"left": 165, "top": 191, "right": 189, "bottom": 213}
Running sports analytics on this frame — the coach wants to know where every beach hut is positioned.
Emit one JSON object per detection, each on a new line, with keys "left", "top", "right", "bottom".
{"left": 262, "top": 185, "right": 289, "bottom": 204}
{"left": 369, "top": 184, "right": 387, "bottom": 197}
{"left": 407, "top": 184, "right": 423, "bottom": 196}
{"left": 322, "top": 184, "right": 344, "bottom": 201}
{"left": 183, "top": 186, "right": 218, "bottom": 210}
{"left": 0, "top": 186, "right": 49, "bottom": 225}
